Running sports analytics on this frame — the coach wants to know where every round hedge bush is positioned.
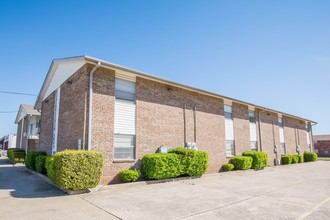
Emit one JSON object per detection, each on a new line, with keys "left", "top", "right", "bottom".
{"left": 229, "top": 156, "right": 252, "bottom": 170}
{"left": 222, "top": 163, "right": 234, "bottom": 171}
{"left": 281, "top": 155, "right": 292, "bottom": 165}
{"left": 119, "top": 169, "right": 140, "bottom": 183}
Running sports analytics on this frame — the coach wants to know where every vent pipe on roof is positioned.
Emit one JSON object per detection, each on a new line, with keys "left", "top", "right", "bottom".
{"left": 88, "top": 61, "right": 101, "bottom": 151}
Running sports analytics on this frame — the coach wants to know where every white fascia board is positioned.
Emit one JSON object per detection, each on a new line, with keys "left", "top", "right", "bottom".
{"left": 44, "top": 60, "right": 85, "bottom": 99}
{"left": 14, "top": 105, "right": 23, "bottom": 124}
{"left": 35, "top": 55, "right": 315, "bottom": 124}
{"left": 34, "top": 57, "right": 85, "bottom": 110}
{"left": 87, "top": 56, "right": 315, "bottom": 123}
{"left": 15, "top": 105, "right": 27, "bottom": 124}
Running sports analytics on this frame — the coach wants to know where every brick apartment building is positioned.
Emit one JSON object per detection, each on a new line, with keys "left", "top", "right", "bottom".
{"left": 34, "top": 56, "right": 315, "bottom": 184}
{"left": 313, "top": 135, "right": 330, "bottom": 157}
{"left": 15, "top": 104, "right": 41, "bottom": 153}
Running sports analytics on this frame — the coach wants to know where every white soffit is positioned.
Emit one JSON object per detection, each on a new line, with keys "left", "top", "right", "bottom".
{"left": 43, "top": 60, "right": 85, "bottom": 99}
{"left": 15, "top": 107, "right": 26, "bottom": 124}
{"left": 223, "top": 99, "right": 232, "bottom": 106}
{"left": 248, "top": 105, "right": 255, "bottom": 111}
{"left": 115, "top": 69, "right": 136, "bottom": 82}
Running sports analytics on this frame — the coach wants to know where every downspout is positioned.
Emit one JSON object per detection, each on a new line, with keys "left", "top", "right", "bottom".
{"left": 310, "top": 122, "right": 318, "bottom": 152}
{"left": 294, "top": 126, "right": 298, "bottom": 147}
{"left": 88, "top": 61, "right": 101, "bottom": 151}
{"left": 20, "top": 117, "right": 24, "bottom": 149}
{"left": 193, "top": 107, "right": 197, "bottom": 143}
{"left": 26, "top": 115, "right": 31, "bottom": 154}
{"left": 257, "top": 108, "right": 268, "bottom": 152}
{"left": 183, "top": 104, "right": 186, "bottom": 146}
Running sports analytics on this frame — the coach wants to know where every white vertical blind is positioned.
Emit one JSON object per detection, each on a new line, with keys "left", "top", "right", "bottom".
{"left": 279, "top": 127, "right": 285, "bottom": 143}
{"left": 225, "top": 118, "right": 234, "bottom": 140}
{"left": 249, "top": 123, "right": 257, "bottom": 142}
{"left": 114, "top": 99, "right": 136, "bottom": 135}
{"left": 306, "top": 130, "right": 310, "bottom": 145}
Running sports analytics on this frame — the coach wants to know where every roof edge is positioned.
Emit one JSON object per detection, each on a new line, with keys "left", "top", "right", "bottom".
{"left": 34, "top": 55, "right": 316, "bottom": 124}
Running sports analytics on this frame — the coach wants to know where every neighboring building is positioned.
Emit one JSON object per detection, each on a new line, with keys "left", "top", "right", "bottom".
{"left": 34, "top": 56, "right": 316, "bottom": 184}
{"left": 15, "top": 104, "right": 41, "bottom": 153}
{"left": 0, "top": 136, "right": 4, "bottom": 151}
{"left": 313, "top": 135, "right": 330, "bottom": 157}
{"left": 3, "top": 134, "right": 17, "bottom": 150}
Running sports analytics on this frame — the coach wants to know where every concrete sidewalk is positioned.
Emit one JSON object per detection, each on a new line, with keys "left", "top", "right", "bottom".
{"left": 79, "top": 161, "right": 330, "bottom": 220}
{"left": 0, "top": 157, "right": 118, "bottom": 220}
{"left": 1, "top": 156, "right": 329, "bottom": 220}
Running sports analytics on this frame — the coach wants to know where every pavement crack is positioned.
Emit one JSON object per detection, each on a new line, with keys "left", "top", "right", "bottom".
{"left": 296, "top": 197, "right": 330, "bottom": 220}
{"left": 176, "top": 181, "right": 306, "bottom": 219}
{"left": 77, "top": 195, "right": 123, "bottom": 220}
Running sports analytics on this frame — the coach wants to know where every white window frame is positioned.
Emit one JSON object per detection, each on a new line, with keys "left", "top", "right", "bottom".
{"left": 224, "top": 105, "right": 235, "bottom": 157}
{"left": 114, "top": 78, "right": 136, "bottom": 160}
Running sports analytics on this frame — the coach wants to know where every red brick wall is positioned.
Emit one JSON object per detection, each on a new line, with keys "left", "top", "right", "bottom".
{"left": 57, "top": 65, "right": 90, "bottom": 152}
{"left": 37, "top": 64, "right": 314, "bottom": 184}
{"left": 136, "top": 78, "right": 226, "bottom": 174}
{"left": 233, "top": 103, "right": 250, "bottom": 156}
{"left": 314, "top": 140, "right": 330, "bottom": 157}
{"left": 38, "top": 93, "right": 55, "bottom": 154}
{"left": 258, "top": 111, "right": 278, "bottom": 165}
{"left": 283, "top": 116, "right": 307, "bottom": 155}
{"left": 91, "top": 66, "right": 116, "bottom": 184}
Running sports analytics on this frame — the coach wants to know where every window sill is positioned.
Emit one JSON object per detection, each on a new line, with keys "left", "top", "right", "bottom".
{"left": 113, "top": 159, "right": 136, "bottom": 163}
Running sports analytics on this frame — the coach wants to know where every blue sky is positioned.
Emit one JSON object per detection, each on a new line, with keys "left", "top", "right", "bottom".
{"left": 0, "top": 0, "right": 329, "bottom": 137}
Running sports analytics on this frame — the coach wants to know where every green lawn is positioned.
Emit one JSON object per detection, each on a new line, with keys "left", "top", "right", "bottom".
{"left": 317, "top": 157, "right": 330, "bottom": 161}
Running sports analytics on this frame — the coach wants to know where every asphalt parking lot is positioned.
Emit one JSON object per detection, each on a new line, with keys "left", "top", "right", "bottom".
{"left": 1, "top": 157, "right": 329, "bottom": 220}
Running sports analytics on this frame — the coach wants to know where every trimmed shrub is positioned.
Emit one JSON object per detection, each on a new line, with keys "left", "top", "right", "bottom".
{"left": 119, "top": 169, "right": 140, "bottom": 183}
{"left": 281, "top": 155, "right": 292, "bottom": 165}
{"left": 7, "top": 148, "right": 25, "bottom": 163}
{"left": 222, "top": 163, "right": 234, "bottom": 171}
{"left": 35, "top": 155, "right": 47, "bottom": 174}
{"left": 291, "top": 155, "right": 299, "bottom": 164}
{"left": 297, "top": 154, "right": 304, "bottom": 163}
{"left": 229, "top": 156, "right": 252, "bottom": 170}
{"left": 25, "top": 151, "right": 47, "bottom": 170}
{"left": 169, "top": 148, "right": 208, "bottom": 176}
{"left": 304, "top": 151, "right": 317, "bottom": 162}
{"left": 45, "top": 156, "right": 55, "bottom": 182}
{"left": 242, "top": 151, "right": 268, "bottom": 170}
{"left": 142, "top": 153, "right": 181, "bottom": 180}
{"left": 53, "top": 150, "right": 104, "bottom": 190}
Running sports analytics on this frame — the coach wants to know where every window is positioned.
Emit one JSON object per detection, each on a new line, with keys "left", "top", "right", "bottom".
{"left": 249, "top": 110, "right": 258, "bottom": 151}
{"left": 278, "top": 117, "right": 285, "bottom": 154}
{"left": 226, "top": 141, "right": 235, "bottom": 157}
{"left": 114, "top": 134, "right": 135, "bottom": 159}
{"left": 30, "top": 123, "right": 34, "bottom": 136}
{"left": 224, "top": 105, "right": 235, "bottom": 157}
{"left": 115, "top": 79, "right": 136, "bottom": 101}
{"left": 278, "top": 117, "right": 283, "bottom": 127}
{"left": 114, "top": 78, "right": 136, "bottom": 160}
{"left": 249, "top": 111, "right": 255, "bottom": 123}
{"left": 250, "top": 141, "right": 258, "bottom": 151}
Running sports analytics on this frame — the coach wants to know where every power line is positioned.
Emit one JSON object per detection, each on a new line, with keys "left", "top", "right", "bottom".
{"left": 0, "top": 111, "right": 17, "bottom": 113}
{"left": 0, "top": 90, "right": 37, "bottom": 97}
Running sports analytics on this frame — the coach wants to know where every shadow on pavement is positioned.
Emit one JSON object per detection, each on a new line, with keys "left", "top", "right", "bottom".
{"left": 0, "top": 157, "right": 66, "bottom": 199}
